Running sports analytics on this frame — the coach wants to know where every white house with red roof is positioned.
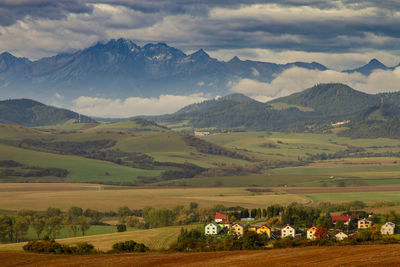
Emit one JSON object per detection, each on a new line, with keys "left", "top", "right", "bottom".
{"left": 215, "top": 212, "right": 227, "bottom": 223}
{"left": 332, "top": 215, "right": 351, "bottom": 226}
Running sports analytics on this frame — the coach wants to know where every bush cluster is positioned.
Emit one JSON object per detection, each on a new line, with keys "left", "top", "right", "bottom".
{"left": 111, "top": 240, "right": 149, "bottom": 252}
{"left": 23, "top": 240, "right": 97, "bottom": 254}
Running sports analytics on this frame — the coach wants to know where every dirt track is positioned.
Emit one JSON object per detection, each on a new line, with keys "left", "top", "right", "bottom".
{"left": 1, "top": 244, "right": 400, "bottom": 267}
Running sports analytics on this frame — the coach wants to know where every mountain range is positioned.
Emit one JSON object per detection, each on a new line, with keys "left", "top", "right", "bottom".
{"left": 1, "top": 38, "right": 398, "bottom": 103}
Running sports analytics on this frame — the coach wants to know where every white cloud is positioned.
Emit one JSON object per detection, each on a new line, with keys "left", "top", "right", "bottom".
{"left": 54, "top": 93, "right": 64, "bottom": 100}
{"left": 72, "top": 94, "right": 208, "bottom": 117}
{"left": 230, "top": 67, "right": 400, "bottom": 102}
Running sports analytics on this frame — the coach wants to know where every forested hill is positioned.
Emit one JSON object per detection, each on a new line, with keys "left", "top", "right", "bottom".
{"left": 269, "top": 83, "right": 381, "bottom": 116}
{"left": 338, "top": 104, "right": 400, "bottom": 139}
{"left": 0, "top": 99, "right": 94, "bottom": 126}
{"left": 150, "top": 83, "right": 396, "bottom": 131}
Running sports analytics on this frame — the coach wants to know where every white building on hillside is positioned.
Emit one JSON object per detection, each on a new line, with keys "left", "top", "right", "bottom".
{"left": 281, "top": 225, "right": 295, "bottom": 238}
{"left": 381, "top": 222, "right": 395, "bottom": 235}
{"left": 205, "top": 222, "right": 220, "bottom": 235}
{"left": 335, "top": 232, "right": 348, "bottom": 241}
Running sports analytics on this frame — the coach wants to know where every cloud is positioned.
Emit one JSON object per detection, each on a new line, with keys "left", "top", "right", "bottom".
{"left": 230, "top": 67, "right": 400, "bottom": 101}
{"left": 0, "top": 1, "right": 400, "bottom": 62}
{"left": 72, "top": 94, "right": 208, "bottom": 117}
{"left": 0, "top": 0, "right": 92, "bottom": 26}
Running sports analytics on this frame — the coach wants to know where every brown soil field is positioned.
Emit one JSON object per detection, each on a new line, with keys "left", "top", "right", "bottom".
{"left": 81, "top": 123, "right": 100, "bottom": 130}
{"left": 282, "top": 186, "right": 400, "bottom": 194}
{"left": 1, "top": 244, "right": 400, "bottom": 267}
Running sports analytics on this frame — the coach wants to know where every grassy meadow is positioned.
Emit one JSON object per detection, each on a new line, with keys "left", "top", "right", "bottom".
{"left": 0, "top": 143, "right": 161, "bottom": 182}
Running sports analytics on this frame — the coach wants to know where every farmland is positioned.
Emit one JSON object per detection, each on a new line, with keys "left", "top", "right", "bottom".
{"left": 0, "top": 224, "right": 196, "bottom": 252}
{"left": 2, "top": 183, "right": 400, "bottom": 214}
{"left": 0, "top": 183, "right": 310, "bottom": 211}
{"left": 1, "top": 244, "right": 400, "bottom": 266}
{"left": 2, "top": 122, "right": 400, "bottom": 187}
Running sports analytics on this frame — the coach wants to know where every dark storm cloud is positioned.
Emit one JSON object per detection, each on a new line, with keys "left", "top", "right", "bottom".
{"left": 1, "top": 0, "right": 400, "bottom": 59}
{"left": 0, "top": 0, "right": 93, "bottom": 26}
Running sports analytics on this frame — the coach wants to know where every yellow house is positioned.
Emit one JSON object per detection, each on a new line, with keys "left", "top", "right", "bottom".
{"left": 358, "top": 219, "right": 372, "bottom": 229}
{"left": 231, "top": 223, "right": 245, "bottom": 237}
{"left": 256, "top": 225, "right": 271, "bottom": 238}
{"left": 307, "top": 226, "right": 317, "bottom": 240}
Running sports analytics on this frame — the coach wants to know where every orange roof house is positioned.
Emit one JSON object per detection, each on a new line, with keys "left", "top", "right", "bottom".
{"left": 215, "top": 212, "right": 227, "bottom": 222}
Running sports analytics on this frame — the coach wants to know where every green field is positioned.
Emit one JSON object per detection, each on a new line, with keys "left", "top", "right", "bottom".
{"left": 203, "top": 131, "right": 400, "bottom": 161}
{"left": 2, "top": 123, "right": 400, "bottom": 187}
{"left": 0, "top": 224, "right": 197, "bottom": 251}
{"left": 24, "top": 225, "right": 124, "bottom": 240}
{"left": 0, "top": 144, "right": 161, "bottom": 182}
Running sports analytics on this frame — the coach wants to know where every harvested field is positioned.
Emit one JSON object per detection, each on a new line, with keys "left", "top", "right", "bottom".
{"left": 282, "top": 186, "right": 400, "bottom": 194}
{"left": 0, "top": 183, "right": 309, "bottom": 211}
{"left": 1, "top": 244, "right": 400, "bottom": 266}
{"left": 0, "top": 183, "right": 101, "bottom": 192}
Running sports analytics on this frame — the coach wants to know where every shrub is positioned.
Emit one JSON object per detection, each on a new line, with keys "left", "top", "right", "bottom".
{"left": 117, "top": 224, "right": 127, "bottom": 232}
{"left": 23, "top": 240, "right": 62, "bottom": 254}
{"left": 111, "top": 240, "right": 149, "bottom": 252}
{"left": 23, "top": 240, "right": 97, "bottom": 254}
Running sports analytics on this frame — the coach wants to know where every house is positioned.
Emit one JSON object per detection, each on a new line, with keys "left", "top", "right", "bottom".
{"left": 307, "top": 226, "right": 317, "bottom": 240}
{"left": 205, "top": 222, "right": 221, "bottom": 235}
{"left": 231, "top": 223, "right": 245, "bottom": 237}
{"left": 194, "top": 131, "right": 210, "bottom": 136}
{"left": 257, "top": 225, "right": 271, "bottom": 237}
{"left": 332, "top": 215, "right": 351, "bottom": 226}
{"left": 335, "top": 232, "right": 348, "bottom": 241}
{"left": 381, "top": 222, "right": 396, "bottom": 235}
{"left": 358, "top": 219, "right": 372, "bottom": 229}
{"left": 281, "top": 225, "right": 295, "bottom": 238}
{"left": 215, "top": 212, "right": 227, "bottom": 223}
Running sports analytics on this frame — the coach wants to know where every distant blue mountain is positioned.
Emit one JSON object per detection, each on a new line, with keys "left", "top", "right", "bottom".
{"left": 0, "top": 38, "right": 391, "bottom": 103}
{"left": 342, "top": 58, "right": 396, "bottom": 76}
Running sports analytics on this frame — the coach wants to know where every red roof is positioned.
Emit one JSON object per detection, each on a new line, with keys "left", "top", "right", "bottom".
{"left": 332, "top": 215, "right": 350, "bottom": 222}
{"left": 215, "top": 212, "right": 227, "bottom": 220}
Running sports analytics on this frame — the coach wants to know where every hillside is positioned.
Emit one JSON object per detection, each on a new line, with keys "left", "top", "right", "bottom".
{"left": 0, "top": 122, "right": 254, "bottom": 184}
{"left": 269, "top": 83, "right": 380, "bottom": 116}
{"left": 339, "top": 104, "right": 400, "bottom": 139}
{"left": 152, "top": 83, "right": 389, "bottom": 132}
{"left": 150, "top": 93, "right": 320, "bottom": 131}
{"left": 0, "top": 99, "right": 94, "bottom": 127}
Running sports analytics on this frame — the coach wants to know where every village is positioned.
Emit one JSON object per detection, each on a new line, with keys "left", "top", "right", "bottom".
{"left": 205, "top": 212, "right": 396, "bottom": 241}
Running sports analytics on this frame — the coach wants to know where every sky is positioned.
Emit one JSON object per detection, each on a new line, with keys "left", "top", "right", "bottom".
{"left": 1, "top": 0, "right": 400, "bottom": 117}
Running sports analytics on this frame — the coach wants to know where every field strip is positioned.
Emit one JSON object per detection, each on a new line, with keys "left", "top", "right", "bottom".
{"left": 282, "top": 186, "right": 400, "bottom": 194}
{"left": 1, "top": 244, "right": 400, "bottom": 266}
